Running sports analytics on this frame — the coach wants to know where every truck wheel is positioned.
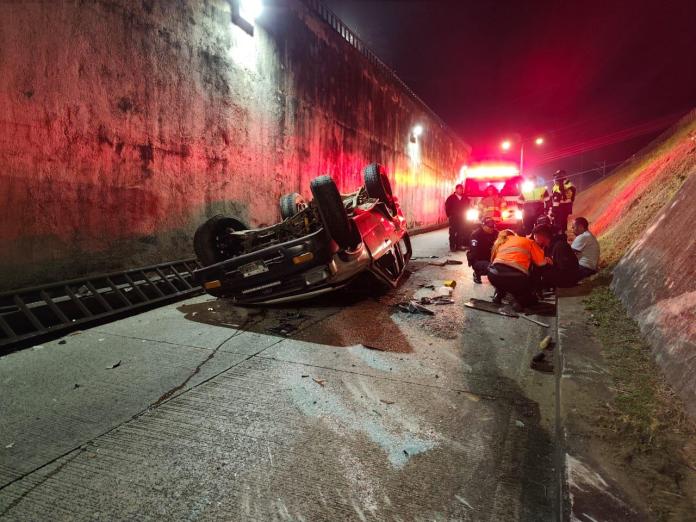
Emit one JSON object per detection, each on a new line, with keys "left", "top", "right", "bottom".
{"left": 363, "top": 163, "right": 397, "bottom": 215}
{"left": 193, "top": 215, "right": 248, "bottom": 266}
{"left": 310, "top": 175, "right": 358, "bottom": 249}
{"left": 279, "top": 192, "right": 307, "bottom": 220}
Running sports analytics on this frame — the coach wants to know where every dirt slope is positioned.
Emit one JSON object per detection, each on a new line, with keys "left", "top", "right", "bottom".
{"left": 573, "top": 109, "right": 696, "bottom": 266}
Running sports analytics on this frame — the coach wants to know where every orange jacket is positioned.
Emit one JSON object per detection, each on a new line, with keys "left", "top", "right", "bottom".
{"left": 491, "top": 236, "right": 547, "bottom": 275}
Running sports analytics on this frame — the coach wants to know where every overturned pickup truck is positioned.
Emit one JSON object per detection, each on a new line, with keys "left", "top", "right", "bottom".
{"left": 192, "top": 163, "right": 412, "bottom": 304}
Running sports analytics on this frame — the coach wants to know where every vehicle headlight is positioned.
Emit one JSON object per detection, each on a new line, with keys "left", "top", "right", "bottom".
{"left": 466, "top": 208, "right": 479, "bottom": 221}
{"left": 515, "top": 209, "right": 523, "bottom": 220}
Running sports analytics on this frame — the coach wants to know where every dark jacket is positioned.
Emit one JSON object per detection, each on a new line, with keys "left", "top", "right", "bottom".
{"left": 468, "top": 227, "right": 498, "bottom": 263}
{"left": 545, "top": 234, "right": 579, "bottom": 286}
{"left": 445, "top": 193, "right": 469, "bottom": 221}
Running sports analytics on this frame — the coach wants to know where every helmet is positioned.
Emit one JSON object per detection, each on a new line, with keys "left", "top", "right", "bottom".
{"left": 554, "top": 169, "right": 566, "bottom": 180}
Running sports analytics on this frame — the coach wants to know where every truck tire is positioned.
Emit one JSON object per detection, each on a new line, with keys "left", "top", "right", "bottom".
{"left": 310, "top": 175, "right": 358, "bottom": 249}
{"left": 193, "top": 215, "right": 248, "bottom": 266}
{"left": 279, "top": 192, "right": 307, "bottom": 220}
{"left": 363, "top": 163, "right": 397, "bottom": 215}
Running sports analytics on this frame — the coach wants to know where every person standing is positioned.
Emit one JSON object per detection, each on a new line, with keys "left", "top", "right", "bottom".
{"left": 550, "top": 170, "right": 576, "bottom": 233}
{"left": 467, "top": 217, "right": 499, "bottom": 284}
{"left": 571, "top": 217, "right": 600, "bottom": 280}
{"left": 478, "top": 185, "right": 506, "bottom": 222}
{"left": 518, "top": 180, "right": 550, "bottom": 235}
{"left": 445, "top": 184, "right": 469, "bottom": 251}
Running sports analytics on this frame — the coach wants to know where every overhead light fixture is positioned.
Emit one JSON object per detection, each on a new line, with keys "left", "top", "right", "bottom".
{"left": 240, "top": 0, "right": 263, "bottom": 22}
{"left": 231, "top": 0, "right": 263, "bottom": 35}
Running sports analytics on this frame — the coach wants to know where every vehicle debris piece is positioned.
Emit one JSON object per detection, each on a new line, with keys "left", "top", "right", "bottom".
{"left": 519, "top": 315, "right": 550, "bottom": 328}
{"left": 362, "top": 343, "right": 387, "bottom": 351}
{"left": 267, "top": 323, "right": 298, "bottom": 336}
{"left": 464, "top": 298, "right": 518, "bottom": 317}
{"left": 428, "top": 259, "right": 464, "bottom": 266}
{"left": 397, "top": 301, "right": 435, "bottom": 315}
{"left": 418, "top": 295, "right": 454, "bottom": 306}
{"left": 312, "top": 378, "right": 326, "bottom": 387}
{"left": 5, "top": 442, "right": 15, "bottom": 449}
{"left": 443, "top": 280, "right": 457, "bottom": 288}
{"left": 58, "top": 339, "right": 66, "bottom": 345}
{"left": 380, "top": 399, "right": 395, "bottom": 405}
{"left": 106, "top": 360, "right": 121, "bottom": 370}
{"left": 539, "top": 335, "right": 553, "bottom": 350}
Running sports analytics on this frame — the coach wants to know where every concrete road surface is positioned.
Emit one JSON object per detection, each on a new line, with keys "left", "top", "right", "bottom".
{"left": 0, "top": 229, "right": 559, "bottom": 521}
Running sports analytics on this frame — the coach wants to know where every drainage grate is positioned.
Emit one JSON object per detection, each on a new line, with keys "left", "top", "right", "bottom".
{"left": 0, "top": 259, "right": 202, "bottom": 353}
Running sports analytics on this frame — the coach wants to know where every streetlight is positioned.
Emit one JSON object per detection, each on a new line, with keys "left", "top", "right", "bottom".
{"left": 500, "top": 135, "right": 545, "bottom": 176}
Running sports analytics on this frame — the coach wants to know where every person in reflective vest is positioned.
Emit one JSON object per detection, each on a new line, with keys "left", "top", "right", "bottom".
{"left": 478, "top": 185, "right": 506, "bottom": 221}
{"left": 550, "top": 170, "right": 576, "bottom": 233}
{"left": 518, "top": 180, "right": 550, "bottom": 235}
{"left": 487, "top": 231, "right": 549, "bottom": 311}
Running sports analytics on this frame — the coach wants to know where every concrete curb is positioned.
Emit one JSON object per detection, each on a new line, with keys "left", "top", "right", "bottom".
{"left": 555, "top": 287, "right": 647, "bottom": 521}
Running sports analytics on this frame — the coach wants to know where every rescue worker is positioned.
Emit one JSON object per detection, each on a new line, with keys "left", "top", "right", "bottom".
{"left": 444, "top": 183, "right": 469, "bottom": 251}
{"left": 487, "top": 230, "right": 549, "bottom": 311}
{"left": 467, "top": 217, "right": 498, "bottom": 284}
{"left": 518, "top": 179, "right": 550, "bottom": 235}
{"left": 531, "top": 225, "right": 579, "bottom": 289}
{"left": 571, "top": 217, "right": 600, "bottom": 280}
{"left": 478, "top": 185, "right": 506, "bottom": 222}
{"left": 550, "top": 170, "right": 576, "bottom": 233}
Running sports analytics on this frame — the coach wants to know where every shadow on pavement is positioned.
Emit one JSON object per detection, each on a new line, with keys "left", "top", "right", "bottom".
{"left": 177, "top": 274, "right": 416, "bottom": 353}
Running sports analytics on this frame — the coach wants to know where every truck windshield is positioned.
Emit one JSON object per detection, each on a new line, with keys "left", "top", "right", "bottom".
{"left": 464, "top": 176, "right": 522, "bottom": 197}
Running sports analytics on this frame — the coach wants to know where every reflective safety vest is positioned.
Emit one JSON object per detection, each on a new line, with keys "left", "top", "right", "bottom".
{"left": 519, "top": 186, "right": 550, "bottom": 205}
{"left": 492, "top": 236, "right": 547, "bottom": 275}
{"left": 478, "top": 195, "right": 507, "bottom": 219}
{"left": 552, "top": 180, "right": 575, "bottom": 207}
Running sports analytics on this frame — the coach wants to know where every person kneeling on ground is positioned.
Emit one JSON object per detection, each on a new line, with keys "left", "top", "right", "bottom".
{"left": 571, "top": 217, "right": 600, "bottom": 280}
{"left": 487, "top": 230, "right": 549, "bottom": 312}
{"left": 467, "top": 217, "right": 498, "bottom": 284}
{"left": 531, "top": 224, "right": 580, "bottom": 290}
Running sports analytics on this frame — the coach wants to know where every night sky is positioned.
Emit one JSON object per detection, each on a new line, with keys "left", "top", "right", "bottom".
{"left": 325, "top": 0, "right": 696, "bottom": 182}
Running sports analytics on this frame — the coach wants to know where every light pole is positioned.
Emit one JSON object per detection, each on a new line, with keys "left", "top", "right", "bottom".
{"left": 501, "top": 135, "right": 544, "bottom": 177}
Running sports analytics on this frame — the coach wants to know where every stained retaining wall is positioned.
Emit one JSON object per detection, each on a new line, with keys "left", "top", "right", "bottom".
{"left": 0, "top": 0, "right": 469, "bottom": 290}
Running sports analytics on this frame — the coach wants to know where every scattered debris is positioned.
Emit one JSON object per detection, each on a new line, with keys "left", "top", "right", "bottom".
{"left": 411, "top": 255, "right": 439, "bottom": 259}
{"left": 106, "top": 360, "right": 121, "bottom": 370}
{"left": 464, "top": 298, "right": 518, "bottom": 317}
{"left": 361, "top": 343, "right": 387, "bottom": 352}
{"left": 397, "top": 301, "right": 435, "bottom": 315}
{"left": 312, "top": 378, "right": 326, "bottom": 387}
{"left": 301, "top": 374, "right": 309, "bottom": 378}
{"left": 455, "top": 495, "right": 474, "bottom": 510}
{"left": 68, "top": 330, "right": 82, "bottom": 336}
{"left": 73, "top": 383, "right": 81, "bottom": 389}
{"left": 5, "top": 442, "right": 15, "bottom": 449}
{"left": 520, "top": 315, "right": 550, "bottom": 328}
{"left": 380, "top": 399, "right": 395, "bottom": 405}
{"left": 403, "top": 449, "right": 409, "bottom": 456}
{"left": 267, "top": 323, "right": 298, "bottom": 336}
{"left": 443, "top": 280, "right": 457, "bottom": 288}
{"left": 539, "top": 335, "right": 553, "bottom": 350}
{"left": 58, "top": 339, "right": 66, "bottom": 345}
{"left": 515, "top": 420, "right": 525, "bottom": 428}
{"left": 418, "top": 295, "right": 454, "bottom": 306}
{"left": 428, "top": 259, "right": 464, "bottom": 266}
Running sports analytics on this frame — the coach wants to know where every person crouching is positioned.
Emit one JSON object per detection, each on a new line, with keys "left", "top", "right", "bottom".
{"left": 531, "top": 224, "right": 580, "bottom": 290}
{"left": 467, "top": 217, "right": 498, "bottom": 284}
{"left": 487, "top": 230, "right": 549, "bottom": 312}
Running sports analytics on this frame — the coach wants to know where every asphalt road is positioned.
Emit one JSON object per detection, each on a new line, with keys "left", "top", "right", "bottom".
{"left": 0, "top": 229, "right": 559, "bottom": 521}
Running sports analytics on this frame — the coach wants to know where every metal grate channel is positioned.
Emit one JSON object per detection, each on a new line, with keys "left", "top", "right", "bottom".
{"left": 0, "top": 258, "right": 202, "bottom": 353}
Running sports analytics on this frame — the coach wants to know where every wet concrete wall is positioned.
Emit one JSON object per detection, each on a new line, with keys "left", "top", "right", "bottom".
{"left": 611, "top": 172, "right": 696, "bottom": 417}
{"left": 0, "top": 0, "right": 469, "bottom": 290}
{"left": 573, "top": 111, "right": 696, "bottom": 416}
